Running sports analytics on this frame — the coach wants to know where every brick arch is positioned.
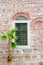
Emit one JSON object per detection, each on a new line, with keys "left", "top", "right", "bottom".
{"left": 12, "top": 12, "right": 30, "bottom": 20}
{"left": 30, "top": 17, "right": 43, "bottom": 30}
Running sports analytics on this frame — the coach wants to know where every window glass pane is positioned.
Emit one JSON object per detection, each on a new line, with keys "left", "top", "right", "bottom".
{"left": 16, "top": 39, "right": 20, "bottom": 45}
{"left": 22, "top": 39, "right": 27, "bottom": 45}
{"left": 16, "top": 32, "right": 20, "bottom": 38}
{"left": 22, "top": 32, "right": 26, "bottom": 38}
{"left": 16, "top": 24, "right": 21, "bottom": 30}
{"left": 21, "top": 24, "right": 27, "bottom": 30}
{"left": 21, "top": 32, "right": 27, "bottom": 45}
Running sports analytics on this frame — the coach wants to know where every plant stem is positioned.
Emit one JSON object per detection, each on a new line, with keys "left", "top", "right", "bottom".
{"left": 7, "top": 37, "right": 12, "bottom": 65}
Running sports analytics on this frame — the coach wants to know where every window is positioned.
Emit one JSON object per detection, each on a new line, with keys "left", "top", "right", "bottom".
{"left": 16, "top": 16, "right": 26, "bottom": 20}
{"left": 11, "top": 15, "right": 30, "bottom": 48}
{"left": 15, "top": 23, "right": 27, "bottom": 45}
{"left": 11, "top": 20, "right": 30, "bottom": 48}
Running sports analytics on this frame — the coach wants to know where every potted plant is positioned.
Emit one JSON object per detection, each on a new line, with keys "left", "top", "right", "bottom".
{"left": 0, "top": 29, "right": 17, "bottom": 65}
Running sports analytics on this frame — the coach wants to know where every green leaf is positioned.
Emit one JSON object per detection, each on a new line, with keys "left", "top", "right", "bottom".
{"left": 0, "top": 34, "right": 7, "bottom": 40}
{"left": 11, "top": 42, "right": 17, "bottom": 49}
{"left": 12, "top": 35, "right": 17, "bottom": 40}
{"left": 7, "top": 29, "right": 17, "bottom": 37}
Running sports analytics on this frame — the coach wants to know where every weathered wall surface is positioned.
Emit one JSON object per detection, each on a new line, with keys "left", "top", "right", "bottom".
{"left": 0, "top": 0, "right": 43, "bottom": 65}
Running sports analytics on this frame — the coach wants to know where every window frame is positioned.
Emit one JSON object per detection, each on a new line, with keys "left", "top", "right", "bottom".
{"left": 10, "top": 20, "right": 31, "bottom": 49}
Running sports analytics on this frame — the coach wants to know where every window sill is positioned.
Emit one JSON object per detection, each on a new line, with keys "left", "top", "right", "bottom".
{"left": 17, "top": 45, "right": 30, "bottom": 49}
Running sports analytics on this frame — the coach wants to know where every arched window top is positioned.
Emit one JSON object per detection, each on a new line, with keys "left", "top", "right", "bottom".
{"left": 12, "top": 12, "right": 30, "bottom": 20}
{"left": 16, "top": 16, "right": 27, "bottom": 20}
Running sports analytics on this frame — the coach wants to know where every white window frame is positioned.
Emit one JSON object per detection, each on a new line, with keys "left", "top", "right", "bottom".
{"left": 10, "top": 20, "right": 31, "bottom": 49}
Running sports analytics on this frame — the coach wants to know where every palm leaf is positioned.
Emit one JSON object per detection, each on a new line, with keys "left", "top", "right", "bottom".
{"left": 7, "top": 29, "right": 17, "bottom": 37}
{"left": 11, "top": 42, "right": 17, "bottom": 49}
{"left": 11, "top": 35, "right": 17, "bottom": 40}
{"left": 0, "top": 34, "right": 7, "bottom": 40}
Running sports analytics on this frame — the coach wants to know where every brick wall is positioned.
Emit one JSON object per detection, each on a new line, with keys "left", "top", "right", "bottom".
{"left": 0, "top": 0, "right": 43, "bottom": 65}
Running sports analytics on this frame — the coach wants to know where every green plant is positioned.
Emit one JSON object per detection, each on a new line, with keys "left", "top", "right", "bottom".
{"left": 0, "top": 29, "right": 17, "bottom": 64}
{"left": 0, "top": 29, "right": 17, "bottom": 49}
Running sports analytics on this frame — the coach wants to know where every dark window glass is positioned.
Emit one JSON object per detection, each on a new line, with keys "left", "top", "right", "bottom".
{"left": 22, "top": 24, "right": 27, "bottom": 30}
{"left": 15, "top": 23, "right": 27, "bottom": 45}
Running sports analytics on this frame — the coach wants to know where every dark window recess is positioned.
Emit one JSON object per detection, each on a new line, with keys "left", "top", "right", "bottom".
{"left": 15, "top": 23, "right": 27, "bottom": 45}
